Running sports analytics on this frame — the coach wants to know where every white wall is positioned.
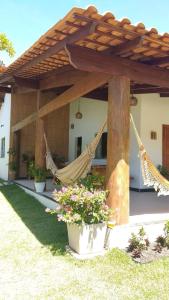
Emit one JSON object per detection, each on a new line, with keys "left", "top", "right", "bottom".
{"left": 130, "top": 96, "right": 143, "bottom": 189}
{"left": 69, "top": 97, "right": 107, "bottom": 162}
{"left": 0, "top": 94, "right": 11, "bottom": 180}
{"left": 139, "top": 93, "right": 169, "bottom": 189}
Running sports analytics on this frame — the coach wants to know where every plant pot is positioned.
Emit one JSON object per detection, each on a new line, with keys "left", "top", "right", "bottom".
{"left": 34, "top": 181, "right": 46, "bottom": 193}
{"left": 67, "top": 223, "right": 107, "bottom": 255}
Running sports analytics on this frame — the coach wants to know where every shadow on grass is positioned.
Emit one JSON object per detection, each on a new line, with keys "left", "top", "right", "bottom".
{"left": 0, "top": 184, "right": 67, "bottom": 256}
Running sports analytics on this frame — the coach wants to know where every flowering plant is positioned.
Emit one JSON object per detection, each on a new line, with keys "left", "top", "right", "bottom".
{"left": 50, "top": 185, "right": 112, "bottom": 224}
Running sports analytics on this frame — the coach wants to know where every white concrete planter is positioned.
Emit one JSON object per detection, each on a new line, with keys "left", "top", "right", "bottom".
{"left": 67, "top": 223, "right": 107, "bottom": 255}
{"left": 34, "top": 182, "right": 45, "bottom": 193}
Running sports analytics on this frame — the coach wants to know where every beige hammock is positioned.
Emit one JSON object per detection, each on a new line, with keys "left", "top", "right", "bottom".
{"left": 44, "top": 120, "right": 106, "bottom": 185}
{"left": 130, "top": 114, "right": 169, "bottom": 196}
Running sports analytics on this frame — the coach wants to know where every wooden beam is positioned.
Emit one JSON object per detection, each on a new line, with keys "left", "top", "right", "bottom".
{"left": 12, "top": 72, "right": 109, "bottom": 132}
{"left": 160, "top": 93, "right": 169, "bottom": 97}
{"left": 148, "top": 56, "right": 169, "bottom": 66}
{"left": 106, "top": 76, "right": 130, "bottom": 225}
{"left": 39, "top": 69, "right": 88, "bottom": 90}
{"left": 35, "top": 90, "right": 45, "bottom": 168}
{"left": 12, "top": 112, "right": 37, "bottom": 132}
{"left": 0, "top": 22, "right": 97, "bottom": 84}
{"left": 39, "top": 72, "right": 111, "bottom": 118}
{"left": 105, "top": 36, "right": 144, "bottom": 55}
{"left": 132, "top": 87, "right": 169, "bottom": 94}
{"left": 0, "top": 86, "right": 11, "bottom": 93}
{"left": 14, "top": 76, "right": 39, "bottom": 89}
{"left": 66, "top": 45, "right": 169, "bottom": 88}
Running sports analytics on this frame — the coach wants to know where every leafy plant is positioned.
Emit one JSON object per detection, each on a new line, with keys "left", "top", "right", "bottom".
{"left": 154, "top": 220, "right": 169, "bottom": 251}
{"left": 127, "top": 227, "right": 149, "bottom": 257}
{"left": 32, "top": 165, "right": 47, "bottom": 183}
{"left": 27, "top": 160, "right": 35, "bottom": 179}
{"left": 8, "top": 148, "right": 17, "bottom": 173}
{"left": 164, "top": 220, "right": 169, "bottom": 236}
{"left": 49, "top": 185, "right": 113, "bottom": 224}
{"left": 156, "top": 235, "right": 166, "bottom": 247}
{"left": 0, "top": 33, "right": 15, "bottom": 57}
{"left": 22, "top": 153, "right": 35, "bottom": 178}
{"left": 78, "top": 174, "right": 105, "bottom": 191}
{"left": 8, "top": 160, "right": 17, "bottom": 172}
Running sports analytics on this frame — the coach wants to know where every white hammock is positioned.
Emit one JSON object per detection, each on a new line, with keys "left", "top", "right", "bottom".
{"left": 44, "top": 120, "right": 106, "bottom": 185}
{"left": 130, "top": 114, "right": 169, "bottom": 196}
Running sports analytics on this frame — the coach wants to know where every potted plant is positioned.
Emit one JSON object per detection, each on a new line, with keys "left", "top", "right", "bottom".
{"left": 32, "top": 165, "right": 47, "bottom": 193}
{"left": 50, "top": 185, "right": 112, "bottom": 255}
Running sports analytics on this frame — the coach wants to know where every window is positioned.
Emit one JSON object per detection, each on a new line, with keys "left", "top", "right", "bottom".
{"left": 1, "top": 137, "right": 5, "bottom": 158}
{"left": 95, "top": 132, "right": 107, "bottom": 159}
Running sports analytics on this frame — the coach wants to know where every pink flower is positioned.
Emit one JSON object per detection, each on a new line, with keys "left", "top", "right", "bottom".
{"left": 61, "top": 186, "right": 68, "bottom": 193}
{"left": 70, "top": 195, "right": 77, "bottom": 201}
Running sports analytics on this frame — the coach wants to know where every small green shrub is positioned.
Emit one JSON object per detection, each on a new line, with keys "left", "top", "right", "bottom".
{"left": 156, "top": 235, "right": 166, "bottom": 247}
{"left": 78, "top": 174, "right": 105, "bottom": 191}
{"left": 164, "top": 220, "right": 169, "bottom": 236}
{"left": 127, "top": 227, "right": 149, "bottom": 257}
{"left": 155, "top": 220, "right": 169, "bottom": 251}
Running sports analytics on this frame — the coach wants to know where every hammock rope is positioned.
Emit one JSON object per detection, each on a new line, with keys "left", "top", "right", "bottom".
{"left": 130, "top": 114, "right": 169, "bottom": 196}
{"left": 44, "top": 120, "right": 107, "bottom": 185}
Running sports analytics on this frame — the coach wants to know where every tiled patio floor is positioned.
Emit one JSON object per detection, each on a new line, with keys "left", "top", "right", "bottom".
{"left": 15, "top": 179, "right": 169, "bottom": 217}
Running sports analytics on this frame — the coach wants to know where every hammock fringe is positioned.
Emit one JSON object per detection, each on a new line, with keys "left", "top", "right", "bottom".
{"left": 130, "top": 114, "right": 169, "bottom": 196}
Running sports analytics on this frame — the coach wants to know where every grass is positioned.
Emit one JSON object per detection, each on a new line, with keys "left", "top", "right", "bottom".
{"left": 0, "top": 184, "right": 169, "bottom": 299}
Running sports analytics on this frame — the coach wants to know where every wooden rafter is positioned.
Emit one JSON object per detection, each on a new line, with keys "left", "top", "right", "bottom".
{"left": 0, "top": 22, "right": 98, "bottom": 84}
{"left": 105, "top": 36, "right": 144, "bottom": 55}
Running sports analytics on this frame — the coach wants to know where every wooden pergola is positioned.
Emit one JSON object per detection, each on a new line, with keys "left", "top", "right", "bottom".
{"left": 1, "top": 6, "right": 169, "bottom": 224}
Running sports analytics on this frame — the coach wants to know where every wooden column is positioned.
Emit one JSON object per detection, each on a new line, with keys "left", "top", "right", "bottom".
{"left": 106, "top": 76, "right": 130, "bottom": 225}
{"left": 35, "top": 90, "right": 45, "bottom": 168}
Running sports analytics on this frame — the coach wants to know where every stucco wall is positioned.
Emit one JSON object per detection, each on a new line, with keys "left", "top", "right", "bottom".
{"left": 0, "top": 94, "right": 11, "bottom": 180}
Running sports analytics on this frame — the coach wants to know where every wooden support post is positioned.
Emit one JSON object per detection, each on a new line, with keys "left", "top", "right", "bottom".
{"left": 35, "top": 91, "right": 45, "bottom": 168}
{"left": 106, "top": 76, "right": 130, "bottom": 225}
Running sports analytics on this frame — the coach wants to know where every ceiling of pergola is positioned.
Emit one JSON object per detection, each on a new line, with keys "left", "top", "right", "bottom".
{"left": 1, "top": 6, "right": 169, "bottom": 95}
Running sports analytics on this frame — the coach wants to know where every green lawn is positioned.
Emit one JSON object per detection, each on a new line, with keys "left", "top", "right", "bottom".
{"left": 0, "top": 184, "right": 169, "bottom": 300}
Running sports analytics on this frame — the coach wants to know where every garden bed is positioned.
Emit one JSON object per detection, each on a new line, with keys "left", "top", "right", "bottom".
{"left": 128, "top": 243, "right": 169, "bottom": 264}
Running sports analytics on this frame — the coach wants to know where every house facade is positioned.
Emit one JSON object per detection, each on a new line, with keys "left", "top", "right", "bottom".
{"left": 0, "top": 92, "right": 169, "bottom": 191}
{"left": 1, "top": 6, "right": 169, "bottom": 224}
